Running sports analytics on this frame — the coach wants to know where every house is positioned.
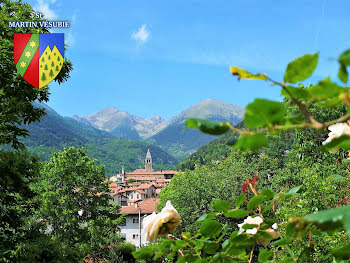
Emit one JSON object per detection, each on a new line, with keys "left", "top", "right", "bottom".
{"left": 109, "top": 192, "right": 128, "bottom": 207}
{"left": 120, "top": 198, "right": 159, "bottom": 248}
{"left": 106, "top": 149, "right": 177, "bottom": 207}
{"left": 137, "top": 184, "right": 156, "bottom": 198}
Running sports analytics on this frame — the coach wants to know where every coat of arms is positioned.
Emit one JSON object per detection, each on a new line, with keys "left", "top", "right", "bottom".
{"left": 14, "top": 33, "right": 64, "bottom": 89}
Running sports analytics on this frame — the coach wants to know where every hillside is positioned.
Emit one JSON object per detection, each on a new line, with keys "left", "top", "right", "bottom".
{"left": 21, "top": 103, "right": 178, "bottom": 175}
{"left": 176, "top": 129, "right": 238, "bottom": 171}
{"left": 149, "top": 99, "right": 244, "bottom": 160}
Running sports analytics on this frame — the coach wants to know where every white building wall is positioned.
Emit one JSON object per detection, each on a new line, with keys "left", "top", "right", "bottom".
{"left": 120, "top": 214, "right": 149, "bottom": 248}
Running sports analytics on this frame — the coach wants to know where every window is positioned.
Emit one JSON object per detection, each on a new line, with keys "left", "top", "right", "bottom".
{"left": 133, "top": 218, "right": 139, "bottom": 224}
{"left": 133, "top": 234, "right": 139, "bottom": 239}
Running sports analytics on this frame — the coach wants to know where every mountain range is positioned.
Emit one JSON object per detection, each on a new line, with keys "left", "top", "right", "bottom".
{"left": 21, "top": 103, "right": 178, "bottom": 175}
{"left": 20, "top": 99, "right": 244, "bottom": 175}
{"left": 73, "top": 99, "right": 244, "bottom": 159}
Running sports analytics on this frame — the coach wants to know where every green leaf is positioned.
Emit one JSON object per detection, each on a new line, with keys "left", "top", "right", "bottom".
{"left": 281, "top": 85, "right": 311, "bottom": 100}
{"left": 230, "top": 66, "right": 268, "bottom": 80}
{"left": 196, "top": 212, "right": 216, "bottom": 224}
{"left": 285, "top": 222, "right": 296, "bottom": 238}
{"left": 308, "top": 77, "right": 344, "bottom": 100}
{"left": 242, "top": 223, "right": 258, "bottom": 230}
{"left": 339, "top": 49, "right": 350, "bottom": 66}
{"left": 229, "top": 234, "right": 255, "bottom": 248}
{"left": 258, "top": 249, "right": 273, "bottom": 262}
{"left": 186, "top": 118, "right": 231, "bottom": 135}
{"left": 224, "top": 209, "right": 249, "bottom": 219}
{"left": 244, "top": 99, "right": 286, "bottom": 128}
{"left": 153, "top": 251, "right": 165, "bottom": 261}
{"left": 270, "top": 237, "right": 292, "bottom": 246}
{"left": 303, "top": 205, "right": 350, "bottom": 234}
{"left": 278, "top": 185, "right": 304, "bottom": 200}
{"left": 213, "top": 200, "right": 231, "bottom": 212}
{"left": 284, "top": 53, "right": 318, "bottom": 83}
{"left": 160, "top": 239, "right": 174, "bottom": 249}
{"left": 331, "top": 244, "right": 350, "bottom": 260}
{"left": 260, "top": 189, "right": 275, "bottom": 200}
{"left": 175, "top": 240, "right": 188, "bottom": 249}
{"left": 321, "top": 135, "right": 350, "bottom": 153}
{"left": 330, "top": 174, "right": 345, "bottom": 180}
{"left": 181, "top": 232, "right": 192, "bottom": 240}
{"left": 280, "top": 257, "right": 294, "bottom": 263}
{"left": 235, "top": 192, "right": 246, "bottom": 207}
{"left": 338, "top": 63, "right": 348, "bottom": 84}
{"left": 247, "top": 196, "right": 265, "bottom": 210}
{"left": 167, "top": 252, "right": 176, "bottom": 260}
{"left": 203, "top": 242, "right": 220, "bottom": 254}
{"left": 234, "top": 134, "right": 268, "bottom": 151}
{"left": 262, "top": 204, "right": 273, "bottom": 214}
{"left": 132, "top": 246, "right": 154, "bottom": 260}
{"left": 199, "top": 219, "right": 222, "bottom": 238}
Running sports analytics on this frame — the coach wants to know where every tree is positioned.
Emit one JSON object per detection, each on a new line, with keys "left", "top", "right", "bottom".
{"left": 0, "top": 0, "right": 73, "bottom": 149}
{"left": 127, "top": 178, "right": 137, "bottom": 184}
{"left": 0, "top": 1, "right": 73, "bottom": 261}
{"left": 0, "top": 150, "right": 40, "bottom": 262}
{"left": 34, "top": 147, "right": 125, "bottom": 261}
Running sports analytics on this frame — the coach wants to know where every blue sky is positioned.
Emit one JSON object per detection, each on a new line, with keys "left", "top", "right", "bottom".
{"left": 26, "top": 0, "right": 350, "bottom": 119}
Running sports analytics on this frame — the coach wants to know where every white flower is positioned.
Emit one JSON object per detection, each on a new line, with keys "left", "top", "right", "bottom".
{"left": 272, "top": 223, "right": 278, "bottom": 230}
{"left": 246, "top": 228, "right": 258, "bottom": 235}
{"left": 78, "top": 209, "right": 83, "bottom": 216}
{"left": 237, "top": 216, "right": 263, "bottom": 235}
{"left": 143, "top": 200, "right": 181, "bottom": 242}
{"left": 238, "top": 216, "right": 279, "bottom": 245}
{"left": 322, "top": 123, "right": 350, "bottom": 153}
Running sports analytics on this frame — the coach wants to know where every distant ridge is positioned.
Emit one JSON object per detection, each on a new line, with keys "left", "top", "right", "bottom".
{"left": 73, "top": 107, "right": 167, "bottom": 139}
{"left": 72, "top": 99, "right": 244, "bottom": 160}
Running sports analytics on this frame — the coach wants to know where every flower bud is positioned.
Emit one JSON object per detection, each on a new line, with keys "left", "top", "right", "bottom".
{"left": 143, "top": 200, "right": 181, "bottom": 242}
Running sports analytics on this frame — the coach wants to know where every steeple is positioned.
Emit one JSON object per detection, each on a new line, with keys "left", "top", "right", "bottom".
{"left": 145, "top": 149, "right": 152, "bottom": 172}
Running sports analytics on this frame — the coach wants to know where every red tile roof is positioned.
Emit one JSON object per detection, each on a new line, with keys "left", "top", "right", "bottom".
{"left": 126, "top": 176, "right": 159, "bottom": 181}
{"left": 120, "top": 198, "right": 159, "bottom": 214}
{"left": 125, "top": 170, "right": 177, "bottom": 175}
{"left": 109, "top": 182, "right": 118, "bottom": 188}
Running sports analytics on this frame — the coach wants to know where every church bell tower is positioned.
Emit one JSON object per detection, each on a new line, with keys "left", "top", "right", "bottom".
{"left": 145, "top": 149, "right": 152, "bottom": 172}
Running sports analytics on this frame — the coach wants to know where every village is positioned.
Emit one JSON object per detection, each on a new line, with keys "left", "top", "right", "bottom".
{"left": 105, "top": 149, "right": 177, "bottom": 247}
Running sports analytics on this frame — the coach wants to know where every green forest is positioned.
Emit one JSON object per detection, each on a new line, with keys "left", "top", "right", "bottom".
{"left": 2, "top": 0, "right": 350, "bottom": 263}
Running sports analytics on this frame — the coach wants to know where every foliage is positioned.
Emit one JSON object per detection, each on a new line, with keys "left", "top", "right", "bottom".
{"left": 139, "top": 49, "right": 350, "bottom": 262}
{"left": 137, "top": 176, "right": 350, "bottom": 263}
{"left": 161, "top": 151, "right": 280, "bottom": 233}
{"left": 32, "top": 147, "right": 125, "bottom": 261}
{"left": 0, "top": 150, "right": 40, "bottom": 262}
{"left": 0, "top": 1, "right": 72, "bottom": 261}
{"left": 176, "top": 130, "right": 237, "bottom": 171}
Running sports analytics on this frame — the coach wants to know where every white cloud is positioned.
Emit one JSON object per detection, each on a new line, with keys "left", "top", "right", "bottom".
{"left": 65, "top": 10, "right": 78, "bottom": 47}
{"left": 131, "top": 24, "right": 150, "bottom": 44}
{"left": 65, "top": 30, "right": 75, "bottom": 46}
{"left": 35, "top": 0, "right": 57, "bottom": 20}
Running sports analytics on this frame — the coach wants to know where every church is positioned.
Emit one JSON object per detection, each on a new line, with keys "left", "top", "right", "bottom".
{"left": 111, "top": 149, "right": 177, "bottom": 185}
